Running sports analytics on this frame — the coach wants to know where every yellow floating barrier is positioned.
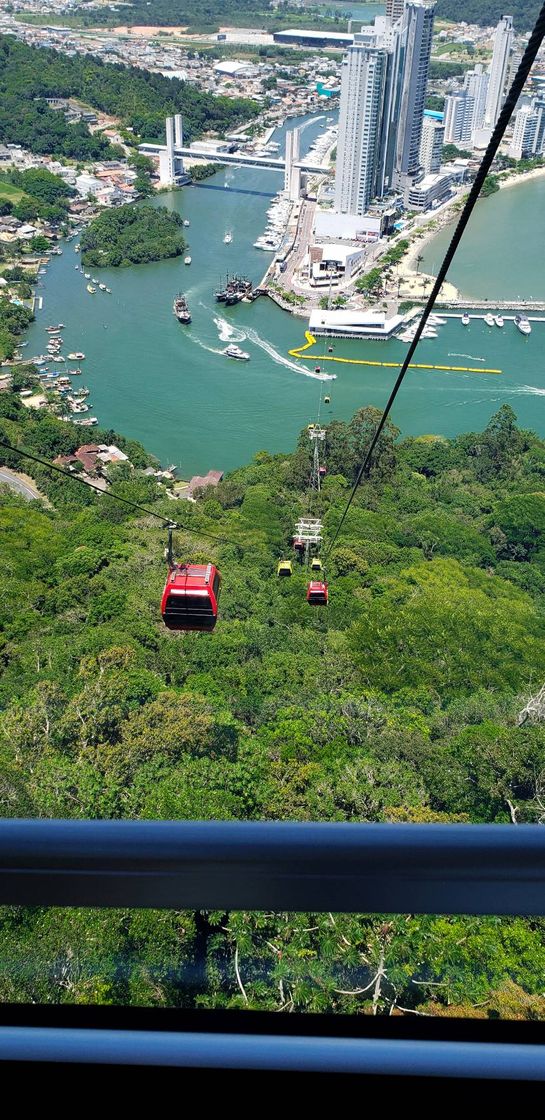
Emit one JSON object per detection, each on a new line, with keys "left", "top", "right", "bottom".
{"left": 288, "top": 331, "right": 502, "bottom": 375}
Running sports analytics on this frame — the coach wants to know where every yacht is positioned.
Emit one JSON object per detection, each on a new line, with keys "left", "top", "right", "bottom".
{"left": 184, "top": 255, "right": 192, "bottom": 265}
{"left": 224, "top": 344, "right": 250, "bottom": 361}
{"left": 105, "top": 288, "right": 112, "bottom": 294}
{"left": 183, "top": 220, "right": 190, "bottom": 227}
{"left": 84, "top": 273, "right": 91, "bottom": 280}
{"left": 87, "top": 284, "right": 96, "bottom": 294}
{"left": 494, "top": 315, "right": 504, "bottom": 328}
{"left": 484, "top": 313, "right": 495, "bottom": 327}
{"left": 91, "top": 277, "right": 98, "bottom": 284}
{"left": 462, "top": 312, "right": 470, "bottom": 326}
{"left": 515, "top": 314, "right": 532, "bottom": 336}
{"left": 68, "top": 352, "right": 85, "bottom": 360}
{"left": 99, "top": 283, "right": 107, "bottom": 291}
{"left": 223, "top": 231, "right": 233, "bottom": 244}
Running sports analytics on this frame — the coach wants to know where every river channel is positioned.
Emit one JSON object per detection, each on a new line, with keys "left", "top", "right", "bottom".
{"left": 25, "top": 115, "right": 545, "bottom": 475}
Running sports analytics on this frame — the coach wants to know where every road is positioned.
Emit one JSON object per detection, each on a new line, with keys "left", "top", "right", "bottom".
{"left": 0, "top": 468, "right": 40, "bottom": 501}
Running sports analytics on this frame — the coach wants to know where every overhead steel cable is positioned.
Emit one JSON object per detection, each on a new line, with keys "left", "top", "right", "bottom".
{"left": 324, "top": 1, "right": 545, "bottom": 561}
{"left": 0, "top": 436, "right": 245, "bottom": 548}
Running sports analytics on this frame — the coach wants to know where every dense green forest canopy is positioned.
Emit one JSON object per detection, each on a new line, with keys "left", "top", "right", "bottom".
{"left": 0, "top": 36, "right": 260, "bottom": 157}
{"left": 53, "top": 0, "right": 542, "bottom": 32}
{"left": 0, "top": 168, "right": 74, "bottom": 221}
{"left": 80, "top": 204, "right": 186, "bottom": 267}
{"left": 436, "top": 0, "right": 541, "bottom": 31}
{"left": 1, "top": 394, "right": 545, "bottom": 1012}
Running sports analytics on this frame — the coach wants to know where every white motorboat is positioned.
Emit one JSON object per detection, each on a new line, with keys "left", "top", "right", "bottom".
{"left": 462, "top": 312, "right": 470, "bottom": 326}
{"left": 183, "top": 219, "right": 190, "bottom": 227}
{"left": 484, "top": 313, "right": 495, "bottom": 327}
{"left": 184, "top": 256, "right": 192, "bottom": 265}
{"left": 223, "top": 231, "right": 232, "bottom": 244}
{"left": 224, "top": 344, "right": 250, "bottom": 361}
{"left": 494, "top": 315, "right": 504, "bottom": 328}
{"left": 515, "top": 314, "right": 532, "bottom": 336}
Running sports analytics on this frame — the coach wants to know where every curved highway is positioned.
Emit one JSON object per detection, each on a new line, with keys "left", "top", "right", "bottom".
{"left": 0, "top": 468, "right": 39, "bottom": 501}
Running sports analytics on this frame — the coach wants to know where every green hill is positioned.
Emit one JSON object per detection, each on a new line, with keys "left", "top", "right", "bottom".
{"left": 1, "top": 395, "right": 545, "bottom": 1014}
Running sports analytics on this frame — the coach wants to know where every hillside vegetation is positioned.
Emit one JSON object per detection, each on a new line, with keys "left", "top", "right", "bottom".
{"left": 436, "top": 1, "right": 541, "bottom": 31}
{"left": 0, "top": 36, "right": 260, "bottom": 157}
{"left": 1, "top": 397, "right": 545, "bottom": 1013}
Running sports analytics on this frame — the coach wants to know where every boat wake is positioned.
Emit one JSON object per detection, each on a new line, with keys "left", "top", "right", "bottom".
{"left": 245, "top": 327, "right": 336, "bottom": 380}
{"left": 448, "top": 353, "right": 486, "bottom": 362}
{"left": 213, "top": 316, "right": 247, "bottom": 344}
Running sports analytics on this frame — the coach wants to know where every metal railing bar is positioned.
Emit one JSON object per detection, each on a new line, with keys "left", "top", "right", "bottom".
{"left": 0, "top": 1027, "right": 544, "bottom": 1078}
{"left": 0, "top": 821, "right": 544, "bottom": 914}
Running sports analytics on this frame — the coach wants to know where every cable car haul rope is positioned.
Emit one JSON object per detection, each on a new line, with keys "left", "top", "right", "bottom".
{"left": 2, "top": 2, "right": 545, "bottom": 630}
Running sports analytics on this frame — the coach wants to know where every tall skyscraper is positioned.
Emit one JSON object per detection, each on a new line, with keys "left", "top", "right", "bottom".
{"left": 465, "top": 64, "right": 489, "bottom": 136}
{"left": 334, "top": 38, "right": 389, "bottom": 214}
{"left": 393, "top": 2, "right": 435, "bottom": 193}
{"left": 474, "top": 14, "right": 514, "bottom": 146}
{"left": 444, "top": 64, "right": 489, "bottom": 147}
{"left": 420, "top": 115, "right": 444, "bottom": 173}
{"left": 386, "top": 0, "right": 405, "bottom": 19}
{"left": 334, "top": 3, "right": 435, "bottom": 215}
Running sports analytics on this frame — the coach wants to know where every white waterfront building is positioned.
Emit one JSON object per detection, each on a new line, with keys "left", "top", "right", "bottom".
{"left": 444, "top": 64, "right": 489, "bottom": 147}
{"left": 509, "top": 99, "right": 545, "bottom": 159}
{"left": 419, "top": 115, "right": 444, "bottom": 173}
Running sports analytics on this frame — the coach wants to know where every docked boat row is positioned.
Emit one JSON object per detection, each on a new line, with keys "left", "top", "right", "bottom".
{"left": 462, "top": 311, "right": 531, "bottom": 334}
{"left": 215, "top": 274, "right": 254, "bottom": 305}
{"left": 254, "top": 191, "right": 292, "bottom": 251}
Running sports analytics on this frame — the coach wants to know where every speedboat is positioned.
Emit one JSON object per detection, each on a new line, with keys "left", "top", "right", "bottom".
{"left": 515, "top": 314, "right": 532, "bottom": 336}
{"left": 224, "top": 344, "right": 250, "bottom": 361}
{"left": 184, "top": 220, "right": 190, "bottom": 227}
{"left": 462, "top": 312, "right": 470, "bottom": 326}
{"left": 484, "top": 313, "right": 495, "bottom": 327}
{"left": 68, "top": 352, "right": 85, "bottom": 360}
{"left": 184, "top": 256, "right": 192, "bottom": 265}
{"left": 105, "top": 288, "right": 111, "bottom": 294}
{"left": 84, "top": 273, "right": 91, "bottom": 280}
{"left": 494, "top": 315, "right": 504, "bottom": 328}
{"left": 99, "top": 283, "right": 107, "bottom": 291}
{"left": 223, "top": 231, "right": 232, "bottom": 244}
{"left": 87, "top": 284, "right": 96, "bottom": 293}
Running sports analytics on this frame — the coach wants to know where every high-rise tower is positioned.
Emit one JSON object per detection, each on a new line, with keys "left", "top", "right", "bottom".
{"left": 334, "top": 38, "right": 389, "bottom": 215}
{"left": 386, "top": 0, "right": 405, "bottom": 19}
{"left": 393, "top": 2, "right": 435, "bottom": 194}
{"left": 474, "top": 15, "right": 514, "bottom": 147}
{"left": 334, "top": 3, "right": 435, "bottom": 215}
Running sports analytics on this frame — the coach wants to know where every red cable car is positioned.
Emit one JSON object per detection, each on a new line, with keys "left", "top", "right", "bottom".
{"left": 319, "top": 465, "right": 327, "bottom": 478}
{"left": 293, "top": 537, "right": 305, "bottom": 554}
{"left": 161, "top": 563, "right": 221, "bottom": 631}
{"left": 307, "top": 580, "right": 328, "bottom": 605}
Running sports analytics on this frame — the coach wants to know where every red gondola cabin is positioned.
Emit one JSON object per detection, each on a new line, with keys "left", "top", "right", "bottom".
{"left": 307, "top": 580, "right": 328, "bottom": 605}
{"left": 293, "top": 537, "right": 305, "bottom": 554}
{"left": 161, "top": 563, "right": 221, "bottom": 631}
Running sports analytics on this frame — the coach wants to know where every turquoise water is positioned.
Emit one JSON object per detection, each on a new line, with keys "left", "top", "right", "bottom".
{"left": 26, "top": 118, "right": 545, "bottom": 475}
{"left": 301, "top": 1, "right": 385, "bottom": 20}
{"left": 422, "top": 177, "right": 545, "bottom": 301}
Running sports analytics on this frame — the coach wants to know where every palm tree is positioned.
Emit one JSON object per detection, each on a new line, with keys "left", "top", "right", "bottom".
{"left": 416, "top": 253, "right": 424, "bottom": 275}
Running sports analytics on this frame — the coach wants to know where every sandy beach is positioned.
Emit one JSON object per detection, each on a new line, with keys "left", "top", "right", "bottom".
{"left": 498, "top": 164, "right": 545, "bottom": 190}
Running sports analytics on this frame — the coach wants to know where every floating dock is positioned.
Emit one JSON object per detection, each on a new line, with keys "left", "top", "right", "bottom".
{"left": 289, "top": 332, "right": 503, "bottom": 375}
